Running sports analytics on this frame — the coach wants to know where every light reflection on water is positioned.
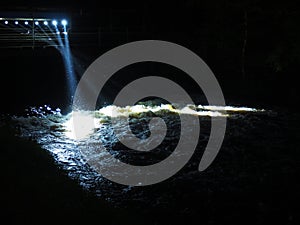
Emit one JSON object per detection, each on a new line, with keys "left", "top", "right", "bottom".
{"left": 9, "top": 103, "right": 267, "bottom": 205}
{"left": 64, "top": 104, "right": 262, "bottom": 140}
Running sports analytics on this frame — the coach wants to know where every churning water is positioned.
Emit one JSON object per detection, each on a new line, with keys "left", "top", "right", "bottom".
{"left": 3, "top": 102, "right": 277, "bottom": 207}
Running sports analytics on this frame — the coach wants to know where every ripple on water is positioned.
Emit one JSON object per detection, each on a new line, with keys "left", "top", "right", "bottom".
{"left": 6, "top": 103, "right": 271, "bottom": 207}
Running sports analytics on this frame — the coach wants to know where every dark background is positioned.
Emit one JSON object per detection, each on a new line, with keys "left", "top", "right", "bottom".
{"left": 1, "top": 0, "right": 298, "bottom": 114}
{"left": 0, "top": 0, "right": 299, "bottom": 224}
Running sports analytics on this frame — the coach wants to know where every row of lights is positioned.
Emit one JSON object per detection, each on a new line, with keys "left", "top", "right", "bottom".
{"left": 3, "top": 19, "right": 68, "bottom": 27}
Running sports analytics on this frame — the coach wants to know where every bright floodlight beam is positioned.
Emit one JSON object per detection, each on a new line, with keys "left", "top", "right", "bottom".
{"left": 15, "top": 21, "right": 18, "bottom": 25}
{"left": 44, "top": 21, "right": 48, "bottom": 25}
{"left": 24, "top": 21, "right": 28, "bottom": 25}
{"left": 35, "top": 21, "right": 39, "bottom": 25}
{"left": 52, "top": 20, "right": 58, "bottom": 26}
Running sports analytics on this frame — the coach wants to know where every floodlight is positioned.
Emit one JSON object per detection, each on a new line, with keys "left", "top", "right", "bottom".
{"left": 52, "top": 20, "right": 58, "bottom": 26}
{"left": 61, "top": 19, "right": 67, "bottom": 26}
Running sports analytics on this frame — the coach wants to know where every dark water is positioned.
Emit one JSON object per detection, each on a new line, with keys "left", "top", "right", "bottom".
{"left": 1, "top": 102, "right": 298, "bottom": 224}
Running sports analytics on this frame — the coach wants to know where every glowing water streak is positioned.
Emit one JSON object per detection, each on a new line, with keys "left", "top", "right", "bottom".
{"left": 64, "top": 104, "right": 261, "bottom": 140}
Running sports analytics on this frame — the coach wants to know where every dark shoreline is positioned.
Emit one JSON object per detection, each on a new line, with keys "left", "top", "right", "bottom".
{"left": 1, "top": 124, "right": 153, "bottom": 225}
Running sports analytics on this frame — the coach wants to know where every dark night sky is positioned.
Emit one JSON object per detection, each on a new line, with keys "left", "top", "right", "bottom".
{"left": 0, "top": 0, "right": 299, "bottom": 113}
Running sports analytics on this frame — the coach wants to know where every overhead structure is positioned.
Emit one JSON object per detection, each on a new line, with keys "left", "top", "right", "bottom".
{"left": 0, "top": 10, "right": 70, "bottom": 48}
